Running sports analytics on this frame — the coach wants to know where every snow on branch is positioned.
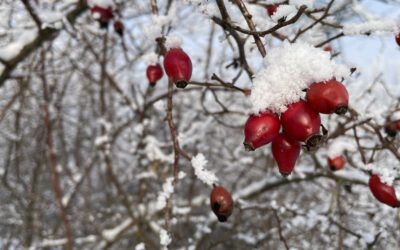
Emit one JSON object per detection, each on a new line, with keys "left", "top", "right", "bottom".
{"left": 343, "top": 21, "right": 399, "bottom": 36}
{"left": 156, "top": 177, "right": 175, "bottom": 210}
{"left": 250, "top": 41, "right": 349, "bottom": 114}
{"left": 156, "top": 172, "right": 186, "bottom": 210}
{"left": 191, "top": 153, "right": 219, "bottom": 186}
{"left": 159, "top": 228, "right": 172, "bottom": 249}
{"left": 0, "top": 1, "right": 88, "bottom": 87}
{"left": 327, "top": 138, "right": 357, "bottom": 158}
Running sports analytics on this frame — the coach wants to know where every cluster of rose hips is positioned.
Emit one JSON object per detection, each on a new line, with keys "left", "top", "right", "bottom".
{"left": 244, "top": 78, "right": 349, "bottom": 176}
{"left": 90, "top": 5, "right": 124, "bottom": 36}
{"left": 146, "top": 47, "right": 193, "bottom": 88}
{"left": 243, "top": 78, "right": 400, "bottom": 208}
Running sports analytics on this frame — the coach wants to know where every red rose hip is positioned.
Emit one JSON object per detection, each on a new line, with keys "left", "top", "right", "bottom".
{"left": 306, "top": 79, "right": 349, "bottom": 115}
{"left": 146, "top": 64, "right": 163, "bottom": 86}
{"left": 163, "top": 48, "right": 192, "bottom": 88}
{"left": 210, "top": 186, "right": 234, "bottom": 222}
{"left": 91, "top": 6, "right": 114, "bottom": 28}
{"left": 266, "top": 5, "right": 277, "bottom": 16}
{"left": 396, "top": 33, "right": 400, "bottom": 46}
{"left": 327, "top": 155, "right": 345, "bottom": 171}
{"left": 272, "top": 133, "right": 301, "bottom": 176}
{"left": 114, "top": 20, "right": 124, "bottom": 36}
{"left": 369, "top": 174, "right": 399, "bottom": 208}
{"left": 281, "top": 100, "right": 322, "bottom": 148}
{"left": 243, "top": 111, "right": 280, "bottom": 151}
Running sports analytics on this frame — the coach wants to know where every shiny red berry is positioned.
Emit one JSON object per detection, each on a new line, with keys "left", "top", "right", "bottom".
{"left": 306, "top": 79, "right": 349, "bottom": 115}
{"left": 396, "top": 33, "right": 400, "bottom": 46}
{"left": 114, "top": 20, "right": 124, "bottom": 36}
{"left": 281, "top": 100, "right": 322, "bottom": 148}
{"left": 323, "top": 46, "right": 332, "bottom": 52}
{"left": 271, "top": 133, "right": 301, "bottom": 176}
{"left": 243, "top": 111, "right": 280, "bottom": 151}
{"left": 369, "top": 174, "right": 399, "bottom": 208}
{"left": 163, "top": 48, "right": 192, "bottom": 88}
{"left": 210, "top": 186, "right": 234, "bottom": 222}
{"left": 146, "top": 64, "right": 163, "bottom": 86}
{"left": 266, "top": 5, "right": 277, "bottom": 16}
{"left": 91, "top": 6, "right": 114, "bottom": 28}
{"left": 395, "top": 120, "right": 400, "bottom": 130}
{"left": 327, "top": 155, "right": 345, "bottom": 171}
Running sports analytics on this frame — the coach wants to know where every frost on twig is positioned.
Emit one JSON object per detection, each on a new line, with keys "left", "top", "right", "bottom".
{"left": 156, "top": 172, "right": 186, "bottom": 210}
{"left": 191, "top": 153, "right": 219, "bottom": 186}
{"left": 159, "top": 228, "right": 172, "bottom": 250}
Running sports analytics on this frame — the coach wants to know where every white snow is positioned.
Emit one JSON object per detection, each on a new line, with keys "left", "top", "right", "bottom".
{"left": 191, "top": 153, "right": 219, "bottom": 186}
{"left": 372, "top": 166, "right": 396, "bottom": 185}
{"left": 92, "top": 12, "right": 101, "bottom": 19}
{"left": 135, "top": 243, "right": 146, "bottom": 250}
{"left": 156, "top": 177, "right": 174, "bottom": 210}
{"left": 289, "top": 0, "right": 315, "bottom": 8}
{"left": 136, "top": 171, "right": 157, "bottom": 180}
{"left": 0, "top": 30, "right": 37, "bottom": 61}
{"left": 159, "top": 229, "right": 172, "bottom": 248}
{"left": 165, "top": 36, "right": 183, "bottom": 50}
{"left": 343, "top": 21, "right": 399, "bottom": 35}
{"left": 391, "top": 111, "right": 400, "bottom": 120}
{"left": 184, "top": 0, "right": 218, "bottom": 17}
{"left": 88, "top": 0, "right": 114, "bottom": 8}
{"left": 271, "top": 5, "right": 297, "bottom": 22}
{"left": 249, "top": 41, "right": 349, "bottom": 114}
{"left": 94, "top": 135, "right": 109, "bottom": 146}
{"left": 102, "top": 218, "right": 133, "bottom": 241}
{"left": 142, "top": 52, "right": 159, "bottom": 66}
{"left": 327, "top": 139, "right": 356, "bottom": 158}
{"left": 144, "top": 136, "right": 174, "bottom": 163}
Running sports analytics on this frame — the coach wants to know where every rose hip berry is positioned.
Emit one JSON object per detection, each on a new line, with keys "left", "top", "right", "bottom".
{"left": 114, "top": 20, "right": 124, "bottom": 36}
{"left": 91, "top": 6, "right": 114, "bottom": 28}
{"left": 306, "top": 79, "right": 349, "bottom": 115}
{"left": 396, "top": 33, "right": 400, "bottom": 46}
{"left": 369, "top": 174, "right": 399, "bottom": 208}
{"left": 146, "top": 64, "right": 163, "bottom": 87}
{"left": 210, "top": 185, "right": 234, "bottom": 222}
{"left": 281, "top": 100, "right": 322, "bottom": 149}
{"left": 243, "top": 111, "right": 280, "bottom": 151}
{"left": 271, "top": 133, "right": 301, "bottom": 176}
{"left": 327, "top": 155, "right": 345, "bottom": 171}
{"left": 163, "top": 48, "right": 192, "bottom": 88}
{"left": 266, "top": 5, "right": 277, "bottom": 16}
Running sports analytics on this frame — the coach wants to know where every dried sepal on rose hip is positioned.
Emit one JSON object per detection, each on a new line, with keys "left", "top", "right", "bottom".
{"left": 146, "top": 63, "right": 163, "bottom": 87}
{"left": 327, "top": 155, "right": 345, "bottom": 171}
{"left": 210, "top": 185, "right": 234, "bottom": 222}
{"left": 271, "top": 133, "right": 301, "bottom": 176}
{"left": 281, "top": 100, "right": 322, "bottom": 150}
{"left": 243, "top": 111, "right": 280, "bottom": 151}
{"left": 306, "top": 78, "right": 349, "bottom": 115}
{"left": 369, "top": 174, "right": 400, "bottom": 208}
{"left": 163, "top": 48, "right": 192, "bottom": 88}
